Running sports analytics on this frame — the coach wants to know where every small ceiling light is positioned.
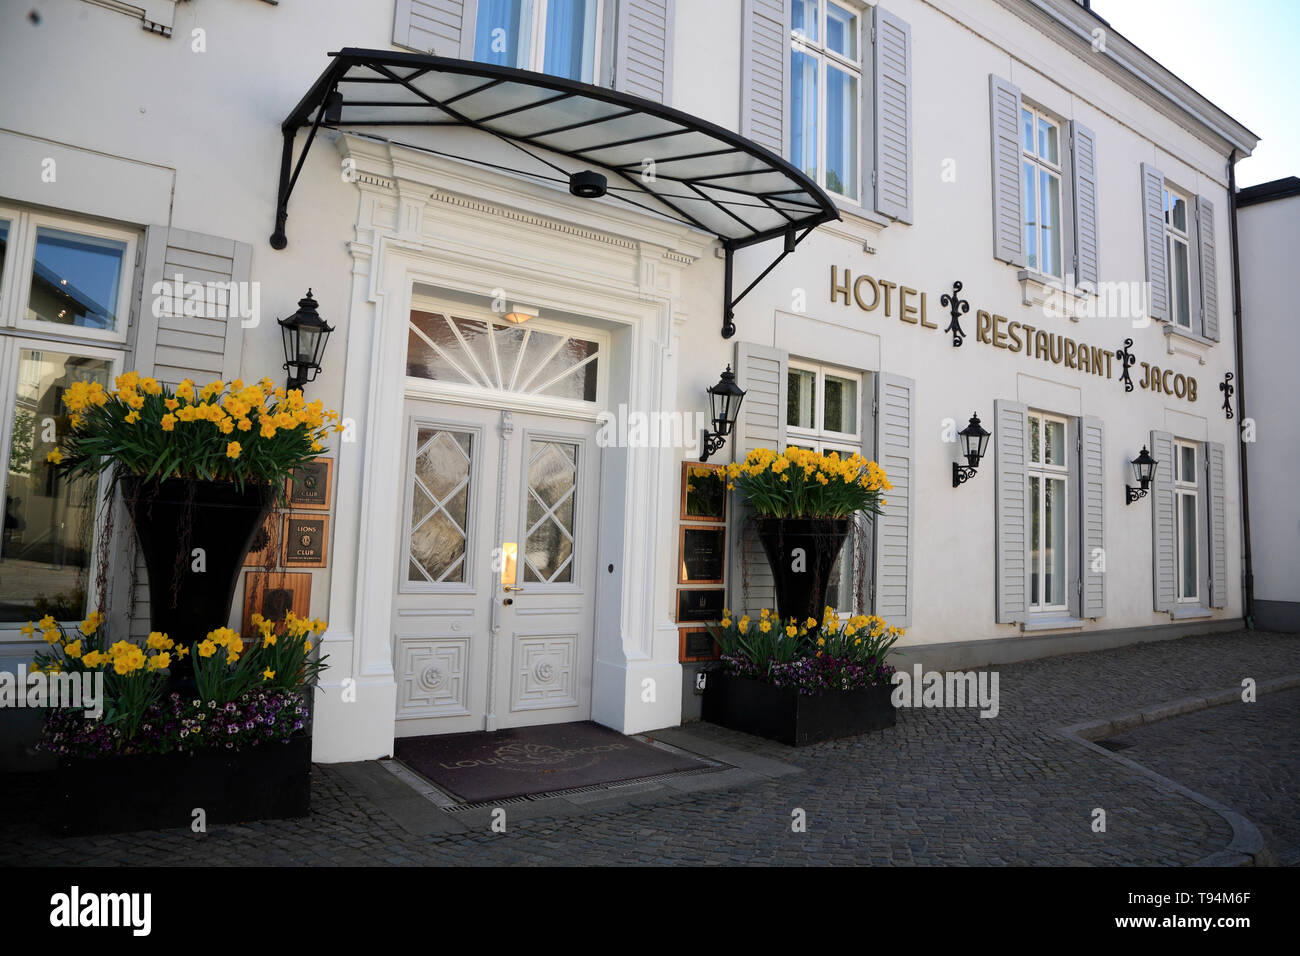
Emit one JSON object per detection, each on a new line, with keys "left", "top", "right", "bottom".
{"left": 952, "top": 413, "right": 991, "bottom": 487}
{"left": 503, "top": 304, "right": 539, "bottom": 324}
{"left": 569, "top": 170, "right": 607, "bottom": 199}
{"left": 700, "top": 365, "right": 746, "bottom": 462}
{"left": 1126, "top": 446, "right": 1158, "bottom": 504}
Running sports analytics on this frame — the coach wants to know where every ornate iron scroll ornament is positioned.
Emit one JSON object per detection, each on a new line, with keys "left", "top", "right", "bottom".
{"left": 1116, "top": 339, "right": 1137, "bottom": 392}
{"left": 1220, "top": 372, "right": 1235, "bottom": 420}
{"left": 941, "top": 281, "right": 969, "bottom": 347}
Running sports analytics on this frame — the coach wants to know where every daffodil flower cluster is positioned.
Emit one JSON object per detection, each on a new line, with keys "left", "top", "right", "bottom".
{"left": 724, "top": 447, "right": 892, "bottom": 518}
{"left": 50, "top": 372, "right": 341, "bottom": 490}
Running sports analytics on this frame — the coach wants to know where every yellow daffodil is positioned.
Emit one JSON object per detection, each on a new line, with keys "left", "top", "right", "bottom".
{"left": 226, "top": 440, "right": 242, "bottom": 459}
{"left": 262, "top": 668, "right": 275, "bottom": 681}
{"left": 46, "top": 449, "right": 63, "bottom": 464}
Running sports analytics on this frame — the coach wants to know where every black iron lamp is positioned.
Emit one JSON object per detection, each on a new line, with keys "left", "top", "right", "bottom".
{"left": 699, "top": 365, "right": 746, "bottom": 462}
{"left": 278, "top": 289, "right": 334, "bottom": 391}
{"left": 1126, "top": 446, "right": 1158, "bottom": 504}
{"left": 952, "top": 413, "right": 991, "bottom": 487}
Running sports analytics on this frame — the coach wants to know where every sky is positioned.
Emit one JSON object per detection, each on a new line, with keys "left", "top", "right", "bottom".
{"left": 1089, "top": 0, "right": 1300, "bottom": 186}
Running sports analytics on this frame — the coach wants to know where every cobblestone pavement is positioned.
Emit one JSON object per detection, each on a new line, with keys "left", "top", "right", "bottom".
{"left": 2, "top": 628, "right": 1296, "bottom": 866}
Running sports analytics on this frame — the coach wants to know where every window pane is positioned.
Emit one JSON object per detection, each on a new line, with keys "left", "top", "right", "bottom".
{"left": 823, "top": 373, "right": 856, "bottom": 433}
{"left": 825, "top": 65, "right": 858, "bottom": 198}
{"left": 826, "top": 3, "right": 857, "bottom": 58}
{"left": 27, "top": 227, "right": 127, "bottom": 332}
{"left": 1, "top": 350, "right": 113, "bottom": 622}
{"left": 1021, "top": 108, "right": 1034, "bottom": 153}
{"left": 0, "top": 220, "right": 9, "bottom": 288}
{"left": 1178, "top": 445, "right": 1196, "bottom": 483}
{"left": 1040, "top": 169, "right": 1061, "bottom": 277}
{"left": 1037, "top": 117, "right": 1058, "bottom": 165}
{"left": 542, "top": 0, "right": 597, "bottom": 82}
{"left": 1029, "top": 415, "right": 1041, "bottom": 464}
{"left": 1043, "top": 418, "right": 1066, "bottom": 466}
{"left": 792, "top": 0, "right": 818, "bottom": 42}
{"left": 1180, "top": 493, "right": 1198, "bottom": 599}
{"left": 790, "top": 49, "right": 819, "bottom": 182}
{"left": 1171, "top": 193, "right": 1187, "bottom": 233}
{"left": 1022, "top": 160, "right": 1038, "bottom": 271}
{"left": 474, "top": 0, "right": 530, "bottom": 68}
{"left": 1029, "top": 475, "right": 1041, "bottom": 605}
{"left": 1044, "top": 477, "right": 1066, "bottom": 606}
{"left": 1173, "top": 239, "right": 1191, "bottom": 328}
{"left": 787, "top": 368, "right": 816, "bottom": 429}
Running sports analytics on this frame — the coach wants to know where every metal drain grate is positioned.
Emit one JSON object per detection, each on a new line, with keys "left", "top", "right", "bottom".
{"left": 1096, "top": 737, "right": 1135, "bottom": 752}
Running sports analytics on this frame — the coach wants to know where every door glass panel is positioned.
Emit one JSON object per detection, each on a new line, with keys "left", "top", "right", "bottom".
{"left": 1, "top": 349, "right": 112, "bottom": 621}
{"left": 26, "top": 228, "right": 127, "bottom": 332}
{"left": 523, "top": 440, "right": 577, "bottom": 583}
{"left": 407, "top": 428, "right": 473, "bottom": 584}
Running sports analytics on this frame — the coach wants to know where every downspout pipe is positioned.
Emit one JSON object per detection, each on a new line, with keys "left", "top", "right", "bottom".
{"left": 1227, "top": 148, "right": 1255, "bottom": 628}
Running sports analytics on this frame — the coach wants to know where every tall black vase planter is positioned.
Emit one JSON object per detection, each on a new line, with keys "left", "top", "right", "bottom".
{"left": 755, "top": 517, "right": 850, "bottom": 622}
{"left": 120, "top": 477, "right": 275, "bottom": 674}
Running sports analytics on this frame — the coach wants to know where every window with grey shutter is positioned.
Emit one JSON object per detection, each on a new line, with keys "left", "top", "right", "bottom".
{"left": 1070, "top": 121, "right": 1100, "bottom": 290}
{"left": 872, "top": 373, "right": 914, "bottom": 626}
{"left": 1141, "top": 163, "right": 1169, "bottom": 323}
{"left": 1196, "top": 196, "right": 1220, "bottom": 340}
{"left": 994, "top": 399, "right": 1029, "bottom": 622}
{"left": 741, "top": 0, "right": 789, "bottom": 156}
{"left": 1080, "top": 415, "right": 1106, "bottom": 617}
{"left": 1206, "top": 440, "right": 1227, "bottom": 607}
{"left": 131, "top": 226, "right": 250, "bottom": 387}
{"left": 989, "top": 75, "right": 1025, "bottom": 266}
{"left": 1149, "top": 429, "right": 1176, "bottom": 610}
{"left": 393, "top": 0, "right": 474, "bottom": 57}
{"left": 615, "top": 0, "right": 674, "bottom": 103}
{"left": 873, "top": 6, "right": 912, "bottom": 223}
{"left": 729, "top": 342, "right": 788, "bottom": 614}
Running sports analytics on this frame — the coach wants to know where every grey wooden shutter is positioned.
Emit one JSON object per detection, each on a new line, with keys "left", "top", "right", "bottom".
{"left": 1141, "top": 163, "right": 1169, "bottom": 323}
{"left": 989, "top": 75, "right": 1024, "bottom": 266}
{"left": 1206, "top": 440, "right": 1228, "bottom": 608}
{"left": 132, "top": 226, "right": 250, "bottom": 387}
{"left": 1070, "top": 121, "right": 1100, "bottom": 290}
{"left": 872, "top": 373, "right": 914, "bottom": 626}
{"left": 615, "top": 0, "right": 674, "bottom": 103}
{"left": 994, "top": 400, "right": 1029, "bottom": 623}
{"left": 730, "top": 342, "right": 788, "bottom": 614}
{"left": 1080, "top": 415, "right": 1106, "bottom": 617}
{"left": 873, "top": 6, "right": 912, "bottom": 223}
{"left": 1196, "top": 195, "right": 1220, "bottom": 340}
{"left": 1149, "top": 429, "right": 1176, "bottom": 611}
{"left": 393, "top": 0, "right": 474, "bottom": 56}
{"left": 741, "top": 0, "right": 789, "bottom": 156}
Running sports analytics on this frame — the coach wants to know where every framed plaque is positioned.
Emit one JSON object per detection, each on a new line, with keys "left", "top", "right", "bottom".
{"left": 281, "top": 513, "right": 328, "bottom": 568}
{"left": 244, "top": 509, "right": 282, "bottom": 568}
{"left": 287, "top": 457, "right": 332, "bottom": 511}
{"left": 680, "top": 461, "right": 726, "bottom": 523}
{"left": 678, "top": 525, "right": 725, "bottom": 584}
{"left": 675, "top": 587, "right": 726, "bottom": 623}
{"left": 241, "top": 571, "right": 311, "bottom": 638}
{"left": 678, "top": 626, "right": 721, "bottom": 663}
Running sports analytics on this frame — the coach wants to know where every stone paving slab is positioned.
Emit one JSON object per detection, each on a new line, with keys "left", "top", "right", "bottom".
{"left": 0, "top": 628, "right": 1296, "bottom": 866}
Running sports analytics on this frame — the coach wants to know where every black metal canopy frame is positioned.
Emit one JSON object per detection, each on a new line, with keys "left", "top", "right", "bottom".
{"left": 271, "top": 49, "right": 840, "bottom": 338}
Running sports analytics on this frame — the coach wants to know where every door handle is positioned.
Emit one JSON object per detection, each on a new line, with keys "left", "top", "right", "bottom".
{"left": 503, "top": 585, "right": 523, "bottom": 592}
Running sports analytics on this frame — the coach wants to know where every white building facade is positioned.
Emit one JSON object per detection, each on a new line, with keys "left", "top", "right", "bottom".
{"left": 0, "top": 0, "right": 1258, "bottom": 763}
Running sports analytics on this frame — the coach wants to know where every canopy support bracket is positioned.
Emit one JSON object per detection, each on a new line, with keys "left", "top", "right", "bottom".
{"left": 722, "top": 225, "right": 811, "bottom": 339}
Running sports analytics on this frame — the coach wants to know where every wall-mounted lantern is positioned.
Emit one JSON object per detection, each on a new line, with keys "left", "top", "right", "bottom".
{"left": 699, "top": 365, "right": 746, "bottom": 462}
{"left": 278, "top": 289, "right": 334, "bottom": 392}
{"left": 952, "top": 413, "right": 990, "bottom": 487}
{"left": 1126, "top": 446, "right": 1158, "bottom": 504}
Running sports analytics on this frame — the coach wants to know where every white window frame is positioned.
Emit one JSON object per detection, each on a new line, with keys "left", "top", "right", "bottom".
{"left": 1027, "top": 410, "right": 1069, "bottom": 612}
{"left": 6, "top": 209, "right": 136, "bottom": 346}
{"left": 1174, "top": 439, "right": 1200, "bottom": 604}
{"left": 1163, "top": 183, "right": 1193, "bottom": 330}
{"left": 790, "top": 0, "right": 865, "bottom": 205}
{"left": 474, "top": 0, "right": 604, "bottom": 83}
{"left": 1020, "top": 104, "right": 1064, "bottom": 280}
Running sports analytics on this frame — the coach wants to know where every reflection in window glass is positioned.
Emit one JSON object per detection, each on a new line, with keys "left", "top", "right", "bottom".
{"left": 823, "top": 374, "right": 856, "bottom": 433}
{"left": 1, "top": 350, "right": 112, "bottom": 622}
{"left": 542, "top": 0, "right": 597, "bottom": 82}
{"left": 790, "top": 48, "right": 819, "bottom": 183}
{"left": 791, "top": 0, "right": 819, "bottom": 41}
{"left": 825, "top": 65, "right": 858, "bottom": 198}
{"left": 27, "top": 228, "right": 126, "bottom": 332}
{"left": 825, "top": 3, "right": 856, "bottom": 58}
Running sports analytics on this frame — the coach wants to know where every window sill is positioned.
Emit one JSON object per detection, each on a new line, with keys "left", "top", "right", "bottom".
{"left": 1161, "top": 322, "right": 1216, "bottom": 365}
{"left": 820, "top": 199, "right": 892, "bottom": 251}
{"left": 1170, "top": 605, "right": 1213, "bottom": 620}
{"left": 1020, "top": 615, "right": 1087, "bottom": 633}
{"left": 1015, "top": 270, "right": 1091, "bottom": 320}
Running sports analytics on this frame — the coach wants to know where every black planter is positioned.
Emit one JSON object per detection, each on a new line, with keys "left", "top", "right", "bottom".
{"left": 50, "top": 735, "right": 312, "bottom": 836}
{"left": 702, "top": 672, "right": 896, "bottom": 746}
{"left": 121, "top": 476, "right": 274, "bottom": 660}
{"left": 755, "top": 517, "right": 850, "bottom": 622}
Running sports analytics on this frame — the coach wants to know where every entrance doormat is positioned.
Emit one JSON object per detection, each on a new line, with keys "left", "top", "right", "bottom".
{"left": 394, "top": 721, "right": 710, "bottom": 803}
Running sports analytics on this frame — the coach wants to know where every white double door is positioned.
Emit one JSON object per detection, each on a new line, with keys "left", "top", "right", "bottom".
{"left": 392, "top": 397, "right": 601, "bottom": 736}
